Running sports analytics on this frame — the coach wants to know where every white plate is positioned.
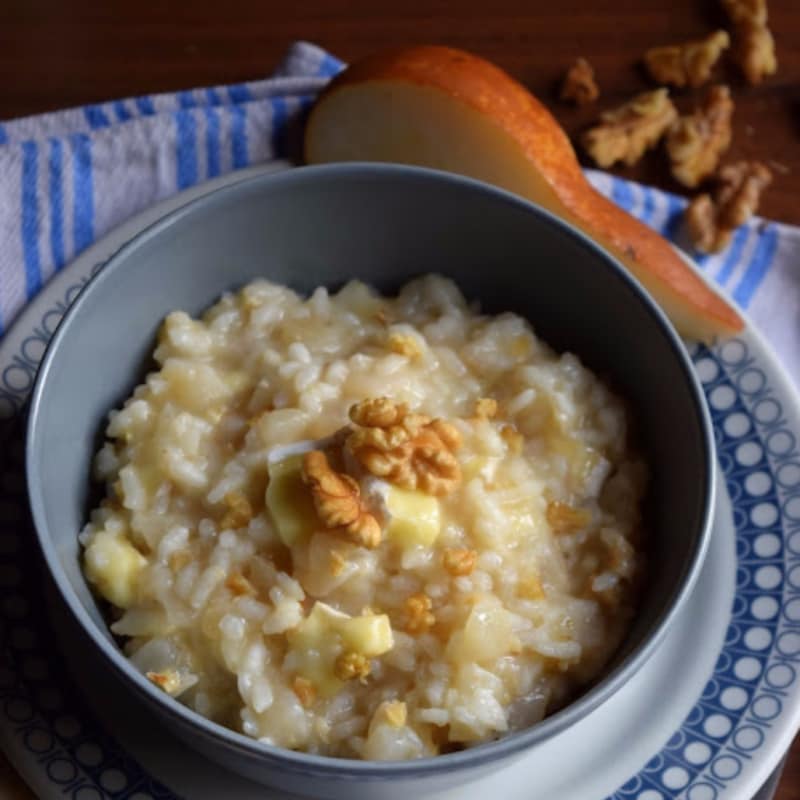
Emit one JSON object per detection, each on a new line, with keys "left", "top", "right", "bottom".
{"left": 1, "top": 163, "right": 798, "bottom": 800}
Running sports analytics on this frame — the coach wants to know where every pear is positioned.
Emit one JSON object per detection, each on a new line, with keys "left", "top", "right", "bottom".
{"left": 305, "top": 46, "right": 742, "bottom": 342}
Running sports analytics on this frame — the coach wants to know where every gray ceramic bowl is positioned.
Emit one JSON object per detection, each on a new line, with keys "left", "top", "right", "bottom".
{"left": 26, "top": 163, "right": 715, "bottom": 800}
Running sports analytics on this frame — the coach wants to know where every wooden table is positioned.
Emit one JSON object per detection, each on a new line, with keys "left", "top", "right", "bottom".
{"left": 0, "top": 1, "right": 798, "bottom": 798}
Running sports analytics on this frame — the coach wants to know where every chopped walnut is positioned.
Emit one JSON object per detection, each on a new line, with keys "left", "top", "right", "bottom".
{"left": 301, "top": 450, "right": 381, "bottom": 548}
{"left": 329, "top": 549, "right": 347, "bottom": 577}
{"left": 168, "top": 549, "right": 192, "bottom": 571}
{"left": 404, "top": 592, "right": 435, "bottom": 635}
{"left": 443, "top": 547, "right": 478, "bottom": 577}
{"left": 347, "top": 398, "right": 462, "bottom": 496}
{"left": 560, "top": 58, "right": 600, "bottom": 106}
{"left": 643, "top": 30, "right": 730, "bottom": 88}
{"left": 519, "top": 574, "right": 546, "bottom": 600}
{"left": 685, "top": 161, "right": 772, "bottom": 253}
{"left": 722, "top": 0, "right": 777, "bottom": 85}
{"left": 220, "top": 490, "right": 253, "bottom": 531}
{"left": 146, "top": 670, "right": 182, "bottom": 695}
{"left": 582, "top": 89, "right": 678, "bottom": 169}
{"left": 375, "top": 699, "right": 408, "bottom": 728}
{"left": 473, "top": 397, "right": 498, "bottom": 419}
{"left": 666, "top": 85, "right": 734, "bottom": 188}
{"left": 292, "top": 675, "right": 317, "bottom": 707}
{"left": 334, "top": 651, "right": 371, "bottom": 682}
{"left": 546, "top": 501, "right": 592, "bottom": 534}
{"left": 387, "top": 331, "right": 423, "bottom": 359}
{"left": 226, "top": 572, "right": 256, "bottom": 596}
{"left": 500, "top": 424, "right": 523, "bottom": 454}
{"left": 350, "top": 397, "right": 411, "bottom": 428}
{"left": 685, "top": 195, "right": 718, "bottom": 253}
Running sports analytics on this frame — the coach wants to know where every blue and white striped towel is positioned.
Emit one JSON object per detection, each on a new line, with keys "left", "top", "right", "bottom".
{"left": 1, "top": 41, "right": 797, "bottom": 383}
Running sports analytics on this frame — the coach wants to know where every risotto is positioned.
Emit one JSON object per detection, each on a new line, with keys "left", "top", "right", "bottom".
{"left": 80, "top": 275, "right": 646, "bottom": 760}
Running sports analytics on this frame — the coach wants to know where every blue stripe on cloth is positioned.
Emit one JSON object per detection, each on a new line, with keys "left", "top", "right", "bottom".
{"left": 693, "top": 252, "right": 712, "bottom": 269}
{"left": 640, "top": 187, "right": 656, "bottom": 226}
{"left": 662, "top": 194, "right": 685, "bottom": 242}
{"left": 610, "top": 177, "right": 635, "bottom": 212}
{"left": 230, "top": 105, "right": 249, "bottom": 168}
{"left": 70, "top": 133, "right": 95, "bottom": 253}
{"left": 135, "top": 96, "right": 156, "bottom": 115}
{"left": 228, "top": 84, "right": 252, "bottom": 103}
{"left": 113, "top": 100, "right": 132, "bottom": 122}
{"left": 715, "top": 224, "right": 750, "bottom": 284}
{"left": 175, "top": 110, "right": 199, "bottom": 189}
{"left": 0, "top": 124, "right": 7, "bottom": 144}
{"left": 21, "top": 141, "right": 42, "bottom": 297}
{"left": 269, "top": 97, "right": 287, "bottom": 158}
{"left": 317, "top": 53, "right": 344, "bottom": 77}
{"left": 733, "top": 225, "right": 780, "bottom": 309}
{"left": 83, "top": 105, "right": 111, "bottom": 129}
{"left": 48, "top": 139, "right": 65, "bottom": 271}
{"left": 178, "top": 91, "right": 197, "bottom": 109}
{"left": 205, "top": 88, "right": 223, "bottom": 105}
{"left": 204, "top": 106, "right": 221, "bottom": 178}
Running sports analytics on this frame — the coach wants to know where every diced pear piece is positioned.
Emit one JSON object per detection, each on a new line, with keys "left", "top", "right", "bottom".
{"left": 84, "top": 529, "right": 147, "bottom": 608}
{"left": 160, "top": 359, "right": 235, "bottom": 413}
{"left": 339, "top": 613, "right": 394, "bottom": 657}
{"left": 266, "top": 454, "right": 320, "bottom": 546}
{"left": 447, "top": 596, "right": 519, "bottom": 663}
{"left": 385, "top": 486, "right": 441, "bottom": 548}
{"left": 286, "top": 602, "right": 394, "bottom": 697}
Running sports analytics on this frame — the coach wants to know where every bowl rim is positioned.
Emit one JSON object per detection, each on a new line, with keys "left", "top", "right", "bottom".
{"left": 25, "top": 161, "right": 716, "bottom": 778}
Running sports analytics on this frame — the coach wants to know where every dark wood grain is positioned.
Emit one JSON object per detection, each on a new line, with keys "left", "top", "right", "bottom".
{"left": 0, "top": 0, "right": 798, "bottom": 222}
{"left": 0, "top": 2, "right": 798, "bottom": 798}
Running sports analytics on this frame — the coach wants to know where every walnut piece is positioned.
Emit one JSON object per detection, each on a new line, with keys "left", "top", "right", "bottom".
{"left": 329, "top": 549, "right": 347, "bottom": 577}
{"left": 169, "top": 549, "right": 192, "bottom": 572}
{"left": 583, "top": 89, "right": 678, "bottom": 168}
{"left": 500, "top": 424, "right": 523, "bottom": 454}
{"left": 387, "top": 331, "right": 423, "bottom": 358}
{"left": 292, "top": 675, "right": 317, "bottom": 707}
{"left": 443, "top": 547, "right": 478, "bottom": 577}
{"left": 301, "top": 450, "right": 381, "bottom": 548}
{"left": 334, "top": 651, "right": 371, "bottom": 682}
{"left": 685, "top": 161, "right": 772, "bottom": 253}
{"left": 473, "top": 397, "right": 498, "bottom": 419}
{"left": 220, "top": 490, "right": 253, "bottom": 531}
{"left": 722, "top": 0, "right": 777, "bottom": 85}
{"left": 404, "top": 592, "right": 435, "bottom": 635}
{"left": 560, "top": 58, "right": 600, "bottom": 106}
{"left": 225, "top": 572, "right": 256, "bottom": 596}
{"left": 347, "top": 398, "right": 462, "bottom": 496}
{"left": 546, "top": 501, "right": 591, "bottom": 534}
{"left": 519, "top": 574, "right": 546, "bottom": 600}
{"left": 643, "top": 30, "right": 730, "bottom": 88}
{"left": 666, "top": 85, "right": 734, "bottom": 188}
{"left": 376, "top": 700, "right": 408, "bottom": 728}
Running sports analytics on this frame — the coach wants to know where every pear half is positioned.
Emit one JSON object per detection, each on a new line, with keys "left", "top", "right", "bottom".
{"left": 305, "top": 45, "right": 742, "bottom": 342}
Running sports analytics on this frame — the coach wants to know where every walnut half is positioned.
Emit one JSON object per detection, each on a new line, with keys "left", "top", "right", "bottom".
{"left": 582, "top": 89, "right": 678, "bottom": 169}
{"left": 560, "top": 58, "right": 600, "bottom": 106}
{"left": 643, "top": 30, "right": 730, "bottom": 88}
{"left": 347, "top": 397, "right": 462, "bottom": 496}
{"left": 722, "top": 0, "right": 777, "bottom": 85}
{"left": 666, "top": 85, "right": 733, "bottom": 189}
{"left": 685, "top": 161, "right": 772, "bottom": 253}
{"left": 301, "top": 450, "right": 381, "bottom": 548}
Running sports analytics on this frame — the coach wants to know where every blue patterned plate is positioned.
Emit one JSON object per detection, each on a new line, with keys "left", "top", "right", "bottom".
{"left": 1, "top": 164, "right": 798, "bottom": 800}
